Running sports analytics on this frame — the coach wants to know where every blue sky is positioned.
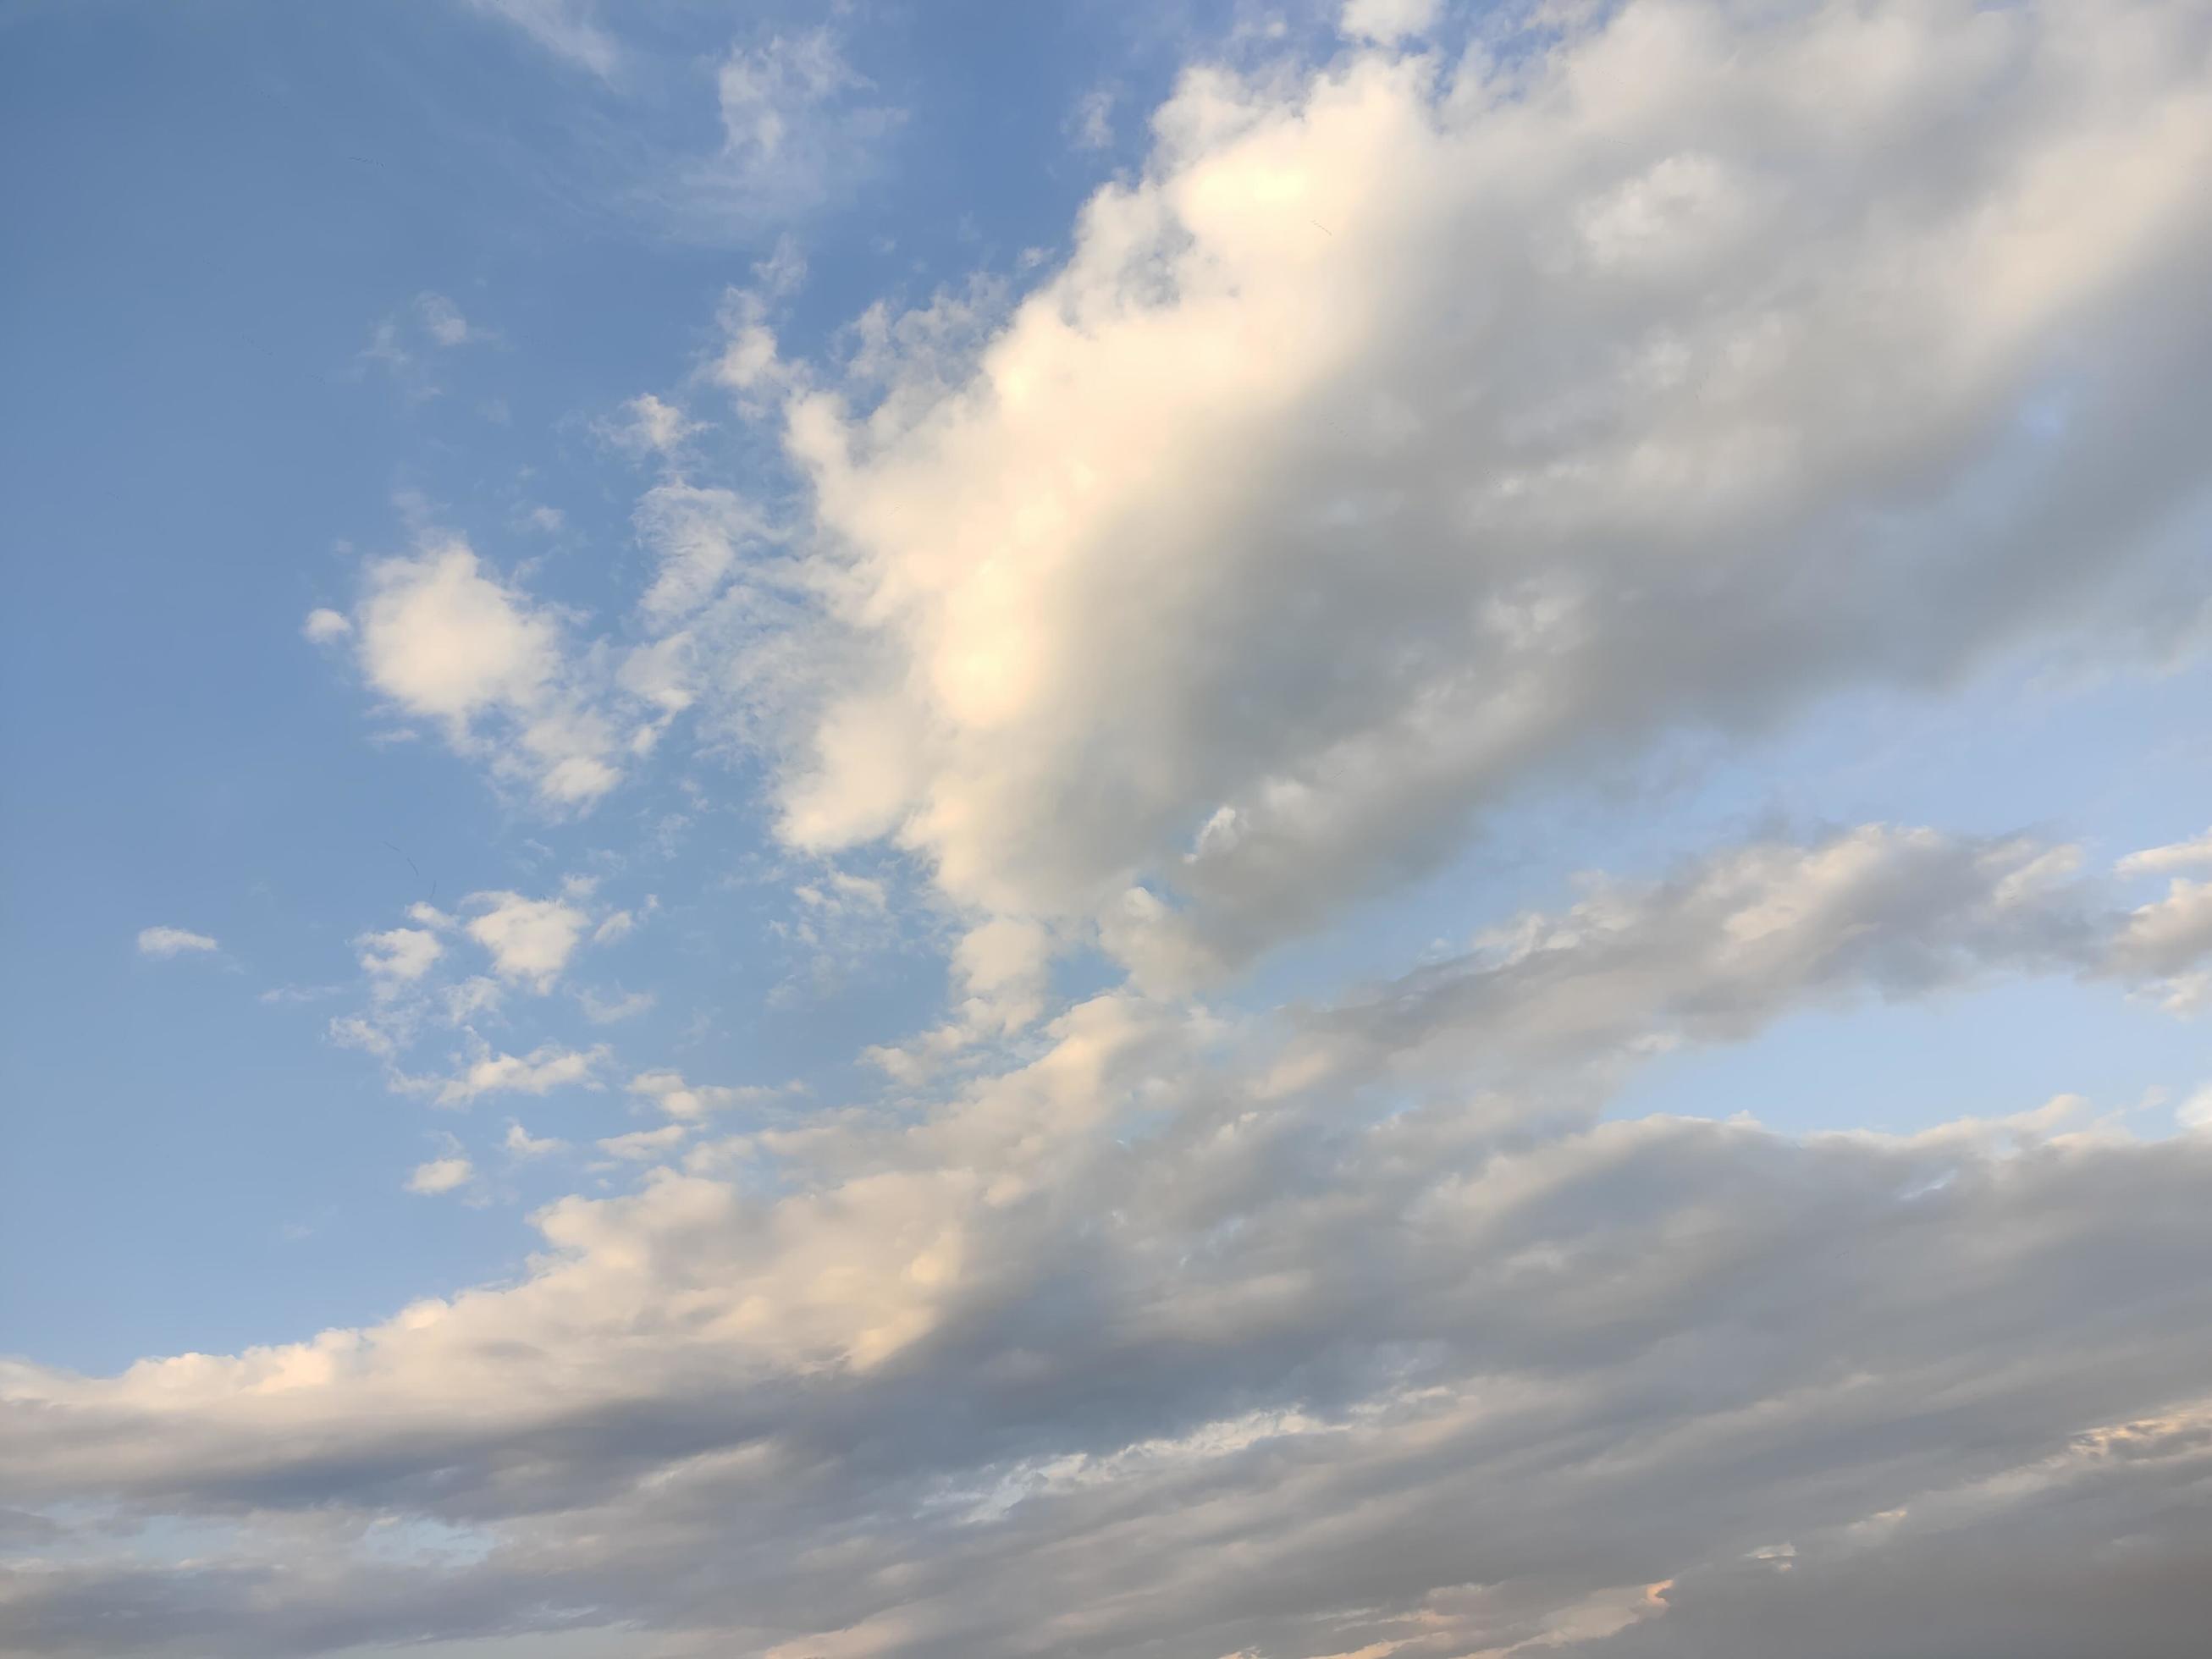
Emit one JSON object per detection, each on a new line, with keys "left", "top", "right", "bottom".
{"left": 4, "top": 3, "right": 2212, "bottom": 1656}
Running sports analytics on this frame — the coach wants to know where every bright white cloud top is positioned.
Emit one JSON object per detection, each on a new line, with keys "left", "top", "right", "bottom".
{"left": 5, "top": 3, "right": 2212, "bottom": 1657}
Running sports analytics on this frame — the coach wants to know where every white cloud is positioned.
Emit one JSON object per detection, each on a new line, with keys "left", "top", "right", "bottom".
{"left": 357, "top": 542, "right": 559, "bottom": 722}
{"left": 503, "top": 1121, "right": 569, "bottom": 1158}
{"left": 348, "top": 541, "right": 626, "bottom": 808}
{"left": 433, "top": 1041, "right": 609, "bottom": 1106}
{"left": 464, "top": 890, "right": 592, "bottom": 991}
{"left": 2103, "top": 871, "right": 2212, "bottom": 1012}
{"left": 404, "top": 1155, "right": 473, "bottom": 1195}
{"left": 301, "top": 608, "right": 351, "bottom": 644}
{"left": 742, "top": 0, "right": 2212, "bottom": 990}
{"left": 136, "top": 926, "right": 218, "bottom": 958}
{"left": 626, "top": 1069, "right": 773, "bottom": 1122}
{"left": 2118, "top": 826, "right": 2212, "bottom": 875}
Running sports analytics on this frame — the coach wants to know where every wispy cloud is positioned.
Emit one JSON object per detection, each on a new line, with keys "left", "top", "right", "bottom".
{"left": 461, "top": 0, "right": 619, "bottom": 78}
{"left": 136, "top": 926, "right": 218, "bottom": 959}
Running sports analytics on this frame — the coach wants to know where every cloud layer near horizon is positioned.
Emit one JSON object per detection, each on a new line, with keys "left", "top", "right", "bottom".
{"left": 12, "top": 824, "right": 2212, "bottom": 1654}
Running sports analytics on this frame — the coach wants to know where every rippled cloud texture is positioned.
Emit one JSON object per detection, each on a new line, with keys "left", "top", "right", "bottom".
{"left": 7, "top": 2, "right": 2212, "bottom": 1656}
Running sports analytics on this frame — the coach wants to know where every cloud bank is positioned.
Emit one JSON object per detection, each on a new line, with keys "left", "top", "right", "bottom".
{"left": 19, "top": 3, "right": 2212, "bottom": 1656}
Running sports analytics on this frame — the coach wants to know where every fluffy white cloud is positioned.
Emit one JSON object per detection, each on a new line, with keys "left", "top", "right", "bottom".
{"left": 135, "top": 926, "right": 218, "bottom": 958}
{"left": 2105, "top": 876, "right": 2212, "bottom": 1013}
{"left": 731, "top": 0, "right": 2212, "bottom": 990}
{"left": 355, "top": 927, "right": 443, "bottom": 989}
{"left": 464, "top": 891, "right": 592, "bottom": 992}
{"left": 301, "top": 608, "right": 351, "bottom": 644}
{"left": 350, "top": 540, "right": 626, "bottom": 808}
{"left": 504, "top": 1121, "right": 570, "bottom": 1158}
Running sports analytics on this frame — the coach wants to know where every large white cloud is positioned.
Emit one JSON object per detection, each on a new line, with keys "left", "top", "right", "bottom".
{"left": 734, "top": 0, "right": 2212, "bottom": 988}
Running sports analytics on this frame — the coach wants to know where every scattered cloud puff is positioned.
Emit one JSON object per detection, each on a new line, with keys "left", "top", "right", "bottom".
{"left": 503, "top": 1120, "right": 569, "bottom": 1158}
{"left": 321, "top": 883, "right": 642, "bottom": 1103}
{"left": 403, "top": 1153, "right": 473, "bottom": 1195}
{"left": 2119, "top": 825, "right": 2212, "bottom": 876}
{"left": 576, "top": 986, "right": 654, "bottom": 1023}
{"left": 432, "top": 1040, "right": 609, "bottom": 1106}
{"left": 626, "top": 1069, "right": 775, "bottom": 1122}
{"left": 598, "top": 392, "right": 698, "bottom": 461}
{"left": 464, "top": 890, "right": 592, "bottom": 992}
{"left": 595, "top": 1123, "right": 687, "bottom": 1160}
{"left": 344, "top": 538, "right": 628, "bottom": 808}
{"left": 356, "top": 926, "right": 444, "bottom": 989}
{"left": 2176, "top": 1084, "right": 2212, "bottom": 1133}
{"left": 136, "top": 926, "right": 218, "bottom": 959}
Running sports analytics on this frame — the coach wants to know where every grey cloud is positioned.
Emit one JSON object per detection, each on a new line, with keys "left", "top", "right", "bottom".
{"left": 1283, "top": 824, "right": 2165, "bottom": 1096}
{"left": 7, "top": 824, "right": 2212, "bottom": 1655}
